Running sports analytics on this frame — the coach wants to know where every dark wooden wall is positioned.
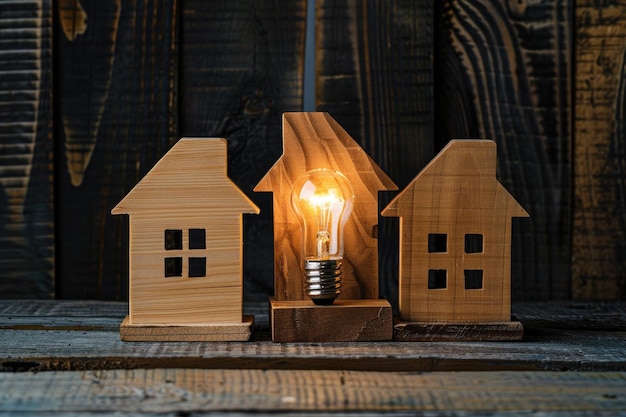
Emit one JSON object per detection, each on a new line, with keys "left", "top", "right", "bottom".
{"left": 55, "top": 0, "right": 178, "bottom": 300}
{"left": 179, "top": 0, "right": 307, "bottom": 301}
{"left": 573, "top": 1, "right": 626, "bottom": 300}
{"left": 1, "top": 0, "right": 624, "bottom": 302}
{"left": 434, "top": 0, "right": 573, "bottom": 300}
{"left": 0, "top": 0, "right": 54, "bottom": 298}
{"left": 316, "top": 0, "right": 434, "bottom": 303}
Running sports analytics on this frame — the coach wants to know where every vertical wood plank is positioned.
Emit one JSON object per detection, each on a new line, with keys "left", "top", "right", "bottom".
{"left": 573, "top": 1, "right": 626, "bottom": 300}
{"left": 434, "top": 0, "right": 572, "bottom": 300}
{"left": 317, "top": 0, "right": 434, "bottom": 189}
{"left": 316, "top": 0, "right": 435, "bottom": 302}
{"left": 179, "top": 0, "right": 308, "bottom": 301}
{"left": 56, "top": 0, "right": 179, "bottom": 299}
{"left": 0, "top": 0, "right": 54, "bottom": 298}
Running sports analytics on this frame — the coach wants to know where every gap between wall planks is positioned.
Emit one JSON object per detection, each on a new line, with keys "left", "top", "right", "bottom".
{"left": 1, "top": 0, "right": 625, "bottom": 302}
{"left": 573, "top": 1, "right": 626, "bottom": 300}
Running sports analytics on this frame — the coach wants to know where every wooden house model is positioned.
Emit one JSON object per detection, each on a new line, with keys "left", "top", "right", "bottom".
{"left": 382, "top": 140, "right": 529, "bottom": 325}
{"left": 254, "top": 112, "right": 397, "bottom": 342}
{"left": 112, "top": 138, "right": 259, "bottom": 341}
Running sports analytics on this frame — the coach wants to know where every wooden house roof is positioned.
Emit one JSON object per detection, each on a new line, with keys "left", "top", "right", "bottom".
{"left": 112, "top": 138, "right": 259, "bottom": 215}
{"left": 382, "top": 139, "right": 529, "bottom": 219}
{"left": 254, "top": 112, "right": 397, "bottom": 197}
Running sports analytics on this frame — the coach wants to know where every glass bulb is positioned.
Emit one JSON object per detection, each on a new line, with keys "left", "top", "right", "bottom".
{"left": 291, "top": 169, "right": 354, "bottom": 305}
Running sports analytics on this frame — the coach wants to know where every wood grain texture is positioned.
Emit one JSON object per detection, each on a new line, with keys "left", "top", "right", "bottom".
{"left": 316, "top": 0, "right": 435, "bottom": 189}
{"left": 382, "top": 141, "right": 529, "bottom": 323}
{"left": 112, "top": 139, "right": 259, "bottom": 326}
{"left": 179, "top": 0, "right": 308, "bottom": 303}
{"left": 393, "top": 320, "right": 523, "bottom": 342}
{"left": 120, "top": 315, "right": 254, "bottom": 342}
{"left": 4, "top": 0, "right": 626, "bottom": 305}
{"left": 1, "top": 369, "right": 626, "bottom": 414}
{"left": 254, "top": 113, "right": 397, "bottom": 302}
{"left": 434, "top": 0, "right": 572, "bottom": 301}
{"left": 1, "top": 300, "right": 626, "bottom": 372}
{"left": 270, "top": 298, "right": 392, "bottom": 342}
{"left": 573, "top": 1, "right": 626, "bottom": 299}
{"left": 0, "top": 0, "right": 54, "bottom": 298}
{"left": 57, "top": 0, "right": 121, "bottom": 187}
{"left": 56, "top": 0, "right": 179, "bottom": 300}
{"left": 316, "top": 0, "right": 435, "bottom": 303}
{"left": 57, "top": 0, "right": 88, "bottom": 41}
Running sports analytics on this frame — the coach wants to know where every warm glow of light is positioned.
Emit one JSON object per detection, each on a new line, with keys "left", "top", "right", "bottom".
{"left": 291, "top": 169, "right": 354, "bottom": 260}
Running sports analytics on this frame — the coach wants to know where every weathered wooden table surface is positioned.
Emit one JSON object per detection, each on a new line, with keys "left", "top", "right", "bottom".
{"left": 1, "top": 300, "right": 625, "bottom": 415}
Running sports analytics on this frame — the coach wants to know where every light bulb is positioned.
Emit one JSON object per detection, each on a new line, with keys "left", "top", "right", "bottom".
{"left": 291, "top": 169, "right": 355, "bottom": 305}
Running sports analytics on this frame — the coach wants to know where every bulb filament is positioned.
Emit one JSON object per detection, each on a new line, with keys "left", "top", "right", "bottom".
{"left": 316, "top": 230, "right": 330, "bottom": 259}
{"left": 309, "top": 193, "right": 342, "bottom": 259}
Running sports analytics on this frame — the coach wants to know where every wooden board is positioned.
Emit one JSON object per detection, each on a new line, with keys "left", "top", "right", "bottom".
{"left": 434, "top": 0, "right": 572, "bottom": 301}
{"left": 55, "top": 0, "right": 179, "bottom": 300}
{"left": 1, "top": 300, "right": 626, "bottom": 373}
{"left": 1, "top": 369, "right": 625, "bottom": 415}
{"left": 120, "top": 315, "right": 254, "bottom": 342}
{"left": 270, "top": 298, "right": 392, "bottom": 342}
{"left": 0, "top": 0, "right": 54, "bottom": 298}
{"left": 393, "top": 319, "right": 523, "bottom": 342}
{"left": 316, "top": 0, "right": 435, "bottom": 302}
{"left": 573, "top": 1, "right": 626, "bottom": 299}
{"left": 179, "top": 0, "right": 308, "bottom": 304}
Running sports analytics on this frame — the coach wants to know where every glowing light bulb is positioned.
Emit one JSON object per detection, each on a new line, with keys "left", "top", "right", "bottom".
{"left": 291, "top": 169, "right": 354, "bottom": 305}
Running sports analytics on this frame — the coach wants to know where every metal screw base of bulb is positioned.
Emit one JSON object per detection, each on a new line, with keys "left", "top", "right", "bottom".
{"left": 304, "top": 259, "right": 342, "bottom": 305}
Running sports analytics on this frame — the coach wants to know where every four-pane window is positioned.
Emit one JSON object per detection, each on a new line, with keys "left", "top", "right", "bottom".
{"left": 426, "top": 233, "right": 485, "bottom": 291}
{"left": 164, "top": 229, "right": 207, "bottom": 278}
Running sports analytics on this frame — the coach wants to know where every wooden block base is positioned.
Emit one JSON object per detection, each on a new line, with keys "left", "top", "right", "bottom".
{"left": 393, "top": 318, "right": 523, "bottom": 341}
{"left": 270, "top": 298, "right": 393, "bottom": 342}
{"left": 120, "top": 315, "right": 254, "bottom": 342}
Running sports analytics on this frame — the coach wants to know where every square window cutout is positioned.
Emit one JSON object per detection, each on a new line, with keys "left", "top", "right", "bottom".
{"left": 165, "top": 230, "right": 183, "bottom": 250}
{"left": 189, "top": 228, "right": 206, "bottom": 250}
{"left": 428, "top": 234, "right": 447, "bottom": 253}
{"left": 465, "top": 234, "right": 483, "bottom": 253}
{"left": 165, "top": 257, "right": 183, "bottom": 277}
{"left": 189, "top": 257, "right": 206, "bottom": 277}
{"left": 428, "top": 269, "right": 447, "bottom": 289}
{"left": 464, "top": 270, "right": 483, "bottom": 289}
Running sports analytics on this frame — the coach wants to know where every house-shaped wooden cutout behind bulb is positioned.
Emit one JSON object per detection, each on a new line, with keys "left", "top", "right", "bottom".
{"left": 382, "top": 140, "right": 529, "bottom": 341}
{"left": 112, "top": 138, "right": 259, "bottom": 341}
{"left": 254, "top": 112, "right": 397, "bottom": 342}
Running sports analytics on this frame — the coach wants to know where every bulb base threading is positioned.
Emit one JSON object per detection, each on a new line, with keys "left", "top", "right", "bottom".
{"left": 304, "top": 259, "right": 342, "bottom": 305}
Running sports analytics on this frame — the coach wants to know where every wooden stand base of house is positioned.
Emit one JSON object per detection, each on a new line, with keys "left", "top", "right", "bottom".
{"left": 393, "top": 318, "right": 523, "bottom": 342}
{"left": 269, "top": 298, "right": 393, "bottom": 343}
{"left": 120, "top": 315, "right": 255, "bottom": 342}
{"left": 382, "top": 140, "right": 529, "bottom": 343}
{"left": 112, "top": 139, "right": 261, "bottom": 343}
